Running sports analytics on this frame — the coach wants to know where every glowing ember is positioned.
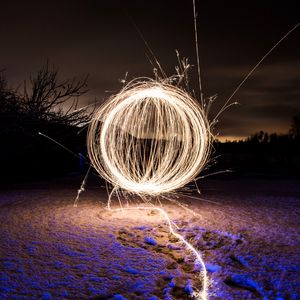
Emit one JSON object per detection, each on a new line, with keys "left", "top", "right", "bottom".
{"left": 87, "top": 80, "right": 211, "bottom": 196}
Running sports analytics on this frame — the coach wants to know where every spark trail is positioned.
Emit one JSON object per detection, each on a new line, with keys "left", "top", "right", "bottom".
{"left": 112, "top": 205, "right": 209, "bottom": 300}
{"left": 87, "top": 78, "right": 212, "bottom": 299}
{"left": 87, "top": 80, "right": 212, "bottom": 196}
{"left": 84, "top": 6, "right": 300, "bottom": 300}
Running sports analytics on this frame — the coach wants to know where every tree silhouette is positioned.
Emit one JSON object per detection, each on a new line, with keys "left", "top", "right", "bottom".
{"left": 290, "top": 115, "right": 300, "bottom": 139}
{"left": 0, "top": 64, "right": 92, "bottom": 182}
{"left": 21, "top": 63, "right": 90, "bottom": 125}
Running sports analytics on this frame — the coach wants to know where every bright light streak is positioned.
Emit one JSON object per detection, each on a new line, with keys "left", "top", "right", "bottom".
{"left": 87, "top": 78, "right": 211, "bottom": 298}
{"left": 112, "top": 205, "right": 209, "bottom": 300}
{"left": 87, "top": 79, "right": 211, "bottom": 196}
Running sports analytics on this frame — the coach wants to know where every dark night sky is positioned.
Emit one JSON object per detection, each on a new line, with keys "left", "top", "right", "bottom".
{"left": 1, "top": 0, "right": 299, "bottom": 141}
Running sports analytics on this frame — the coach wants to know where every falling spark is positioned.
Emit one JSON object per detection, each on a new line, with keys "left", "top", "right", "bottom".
{"left": 74, "top": 165, "right": 92, "bottom": 207}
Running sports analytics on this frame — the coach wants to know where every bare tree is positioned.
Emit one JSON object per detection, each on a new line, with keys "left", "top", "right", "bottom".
{"left": 0, "top": 64, "right": 94, "bottom": 180}
{"left": 21, "top": 63, "right": 91, "bottom": 127}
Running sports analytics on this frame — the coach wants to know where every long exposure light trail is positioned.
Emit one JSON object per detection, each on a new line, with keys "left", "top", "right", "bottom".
{"left": 87, "top": 80, "right": 211, "bottom": 196}
{"left": 85, "top": 7, "right": 299, "bottom": 300}
{"left": 87, "top": 78, "right": 212, "bottom": 299}
{"left": 112, "top": 206, "right": 209, "bottom": 300}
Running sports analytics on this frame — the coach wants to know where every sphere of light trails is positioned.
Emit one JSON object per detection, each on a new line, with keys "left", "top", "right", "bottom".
{"left": 87, "top": 80, "right": 211, "bottom": 195}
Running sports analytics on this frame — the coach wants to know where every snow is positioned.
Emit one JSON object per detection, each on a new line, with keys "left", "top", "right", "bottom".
{"left": 184, "top": 279, "right": 194, "bottom": 295}
{"left": 205, "top": 263, "right": 221, "bottom": 273}
{"left": 0, "top": 177, "right": 299, "bottom": 299}
{"left": 226, "top": 274, "right": 264, "bottom": 295}
{"left": 144, "top": 236, "right": 157, "bottom": 246}
{"left": 114, "top": 294, "right": 126, "bottom": 300}
{"left": 234, "top": 255, "right": 250, "bottom": 268}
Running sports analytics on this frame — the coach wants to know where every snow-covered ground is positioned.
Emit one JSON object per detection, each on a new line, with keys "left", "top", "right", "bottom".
{"left": 0, "top": 178, "right": 299, "bottom": 299}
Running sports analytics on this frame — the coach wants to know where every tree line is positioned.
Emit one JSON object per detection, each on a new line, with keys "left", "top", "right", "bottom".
{"left": 1, "top": 64, "right": 299, "bottom": 183}
{"left": 214, "top": 118, "right": 300, "bottom": 178}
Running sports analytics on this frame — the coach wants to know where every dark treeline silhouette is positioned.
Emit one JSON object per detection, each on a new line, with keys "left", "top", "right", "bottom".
{"left": 0, "top": 64, "right": 91, "bottom": 183}
{"left": 214, "top": 117, "right": 300, "bottom": 178}
{"left": 1, "top": 64, "right": 299, "bottom": 183}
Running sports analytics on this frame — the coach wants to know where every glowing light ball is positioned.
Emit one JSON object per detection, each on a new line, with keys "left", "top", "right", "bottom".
{"left": 87, "top": 80, "right": 211, "bottom": 195}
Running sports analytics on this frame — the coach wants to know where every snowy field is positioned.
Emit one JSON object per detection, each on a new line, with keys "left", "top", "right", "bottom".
{"left": 0, "top": 177, "right": 299, "bottom": 299}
